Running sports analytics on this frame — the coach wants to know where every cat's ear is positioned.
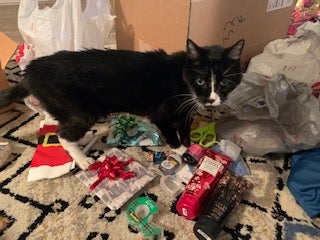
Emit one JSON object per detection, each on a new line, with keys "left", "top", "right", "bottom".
{"left": 226, "top": 39, "right": 245, "bottom": 60}
{"left": 186, "top": 39, "right": 201, "bottom": 62}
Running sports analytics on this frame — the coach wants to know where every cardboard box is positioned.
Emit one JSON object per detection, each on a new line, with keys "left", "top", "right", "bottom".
{"left": 115, "top": 0, "right": 296, "bottom": 67}
{"left": 0, "top": 32, "right": 18, "bottom": 113}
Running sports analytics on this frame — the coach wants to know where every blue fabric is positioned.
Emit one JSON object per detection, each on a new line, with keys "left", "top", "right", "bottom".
{"left": 287, "top": 148, "right": 320, "bottom": 218}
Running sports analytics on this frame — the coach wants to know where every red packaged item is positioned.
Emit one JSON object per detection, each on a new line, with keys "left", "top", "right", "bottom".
{"left": 176, "top": 149, "right": 232, "bottom": 220}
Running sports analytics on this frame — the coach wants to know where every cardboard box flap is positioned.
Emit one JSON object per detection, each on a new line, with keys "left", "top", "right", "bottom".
{"left": 0, "top": 32, "right": 18, "bottom": 70}
{"left": 0, "top": 32, "right": 18, "bottom": 113}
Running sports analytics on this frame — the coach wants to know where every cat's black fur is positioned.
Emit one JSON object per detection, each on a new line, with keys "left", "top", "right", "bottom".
{"left": 0, "top": 39, "right": 244, "bottom": 165}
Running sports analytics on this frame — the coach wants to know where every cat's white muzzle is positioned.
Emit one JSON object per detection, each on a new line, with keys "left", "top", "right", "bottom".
{"left": 204, "top": 99, "right": 221, "bottom": 107}
{"left": 206, "top": 91, "right": 221, "bottom": 107}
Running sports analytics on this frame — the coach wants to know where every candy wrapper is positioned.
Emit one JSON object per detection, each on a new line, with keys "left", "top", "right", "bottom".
{"left": 76, "top": 148, "right": 156, "bottom": 210}
{"left": 106, "top": 115, "right": 162, "bottom": 146}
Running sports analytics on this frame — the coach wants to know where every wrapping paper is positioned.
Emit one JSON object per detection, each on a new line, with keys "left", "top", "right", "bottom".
{"left": 76, "top": 148, "right": 156, "bottom": 210}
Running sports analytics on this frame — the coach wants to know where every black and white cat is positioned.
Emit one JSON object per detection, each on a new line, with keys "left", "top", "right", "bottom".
{"left": 0, "top": 39, "right": 244, "bottom": 169}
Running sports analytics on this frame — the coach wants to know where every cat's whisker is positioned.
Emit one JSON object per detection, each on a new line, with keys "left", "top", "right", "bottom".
{"left": 224, "top": 72, "right": 242, "bottom": 78}
{"left": 185, "top": 102, "right": 200, "bottom": 126}
{"left": 163, "top": 94, "right": 195, "bottom": 108}
{"left": 176, "top": 95, "right": 196, "bottom": 106}
{"left": 165, "top": 93, "right": 195, "bottom": 101}
{"left": 175, "top": 96, "right": 199, "bottom": 114}
{"left": 175, "top": 100, "right": 195, "bottom": 114}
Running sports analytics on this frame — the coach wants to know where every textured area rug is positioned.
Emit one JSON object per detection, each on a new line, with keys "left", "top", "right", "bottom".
{"left": 1, "top": 61, "right": 320, "bottom": 240}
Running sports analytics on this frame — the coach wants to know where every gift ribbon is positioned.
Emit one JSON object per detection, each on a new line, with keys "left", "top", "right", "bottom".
{"left": 113, "top": 115, "right": 138, "bottom": 138}
{"left": 88, "top": 155, "right": 135, "bottom": 190}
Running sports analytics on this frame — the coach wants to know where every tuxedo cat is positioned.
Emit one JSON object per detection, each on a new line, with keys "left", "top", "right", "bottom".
{"left": 0, "top": 39, "right": 244, "bottom": 169}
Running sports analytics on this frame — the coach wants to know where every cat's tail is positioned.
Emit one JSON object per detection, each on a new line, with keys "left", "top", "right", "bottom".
{"left": 0, "top": 84, "right": 29, "bottom": 108}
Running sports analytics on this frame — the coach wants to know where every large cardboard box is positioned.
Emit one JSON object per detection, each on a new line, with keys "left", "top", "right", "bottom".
{"left": 115, "top": 0, "right": 296, "bottom": 67}
{"left": 0, "top": 32, "right": 18, "bottom": 113}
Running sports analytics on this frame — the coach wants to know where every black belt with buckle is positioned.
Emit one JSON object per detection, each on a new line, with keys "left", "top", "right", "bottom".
{"left": 38, "top": 133, "right": 61, "bottom": 147}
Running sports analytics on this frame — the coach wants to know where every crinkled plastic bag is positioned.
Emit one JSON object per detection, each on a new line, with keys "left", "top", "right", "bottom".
{"left": 247, "top": 22, "right": 320, "bottom": 86}
{"left": 18, "top": 0, "right": 115, "bottom": 60}
{"left": 18, "top": 0, "right": 116, "bottom": 111}
{"left": 216, "top": 73, "right": 320, "bottom": 156}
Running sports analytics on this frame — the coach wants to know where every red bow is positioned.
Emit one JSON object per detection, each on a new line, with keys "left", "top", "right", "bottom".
{"left": 88, "top": 155, "right": 135, "bottom": 191}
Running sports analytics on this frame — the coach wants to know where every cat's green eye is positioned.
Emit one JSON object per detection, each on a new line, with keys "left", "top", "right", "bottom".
{"left": 196, "top": 78, "right": 205, "bottom": 86}
{"left": 219, "top": 80, "right": 228, "bottom": 87}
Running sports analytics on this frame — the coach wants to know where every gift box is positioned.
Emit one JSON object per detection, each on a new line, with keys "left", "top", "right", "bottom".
{"left": 76, "top": 148, "right": 156, "bottom": 210}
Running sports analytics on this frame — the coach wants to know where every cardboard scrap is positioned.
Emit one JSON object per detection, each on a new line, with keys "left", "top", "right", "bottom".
{"left": 0, "top": 32, "right": 18, "bottom": 113}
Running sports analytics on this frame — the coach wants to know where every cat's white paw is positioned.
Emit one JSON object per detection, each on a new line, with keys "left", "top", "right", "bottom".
{"left": 75, "top": 157, "right": 94, "bottom": 170}
{"left": 172, "top": 145, "right": 187, "bottom": 156}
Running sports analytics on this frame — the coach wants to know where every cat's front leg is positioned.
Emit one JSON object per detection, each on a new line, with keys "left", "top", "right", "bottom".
{"left": 58, "top": 137, "right": 94, "bottom": 170}
{"left": 172, "top": 145, "right": 187, "bottom": 156}
{"left": 171, "top": 126, "right": 191, "bottom": 155}
{"left": 155, "top": 125, "right": 188, "bottom": 155}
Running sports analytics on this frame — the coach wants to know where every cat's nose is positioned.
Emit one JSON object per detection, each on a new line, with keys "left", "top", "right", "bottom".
{"left": 206, "top": 96, "right": 221, "bottom": 106}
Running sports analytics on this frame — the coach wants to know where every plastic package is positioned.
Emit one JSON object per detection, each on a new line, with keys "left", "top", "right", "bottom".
{"left": 219, "top": 140, "right": 241, "bottom": 161}
{"left": 176, "top": 149, "right": 232, "bottom": 219}
{"left": 106, "top": 115, "right": 162, "bottom": 146}
{"left": 212, "top": 141, "right": 250, "bottom": 176}
{"left": 160, "top": 175, "right": 184, "bottom": 198}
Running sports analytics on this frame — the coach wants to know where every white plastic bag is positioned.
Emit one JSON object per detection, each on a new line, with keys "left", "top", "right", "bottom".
{"left": 18, "top": 0, "right": 115, "bottom": 60}
{"left": 83, "top": 0, "right": 116, "bottom": 47}
{"left": 216, "top": 73, "right": 320, "bottom": 156}
{"left": 247, "top": 22, "right": 320, "bottom": 86}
